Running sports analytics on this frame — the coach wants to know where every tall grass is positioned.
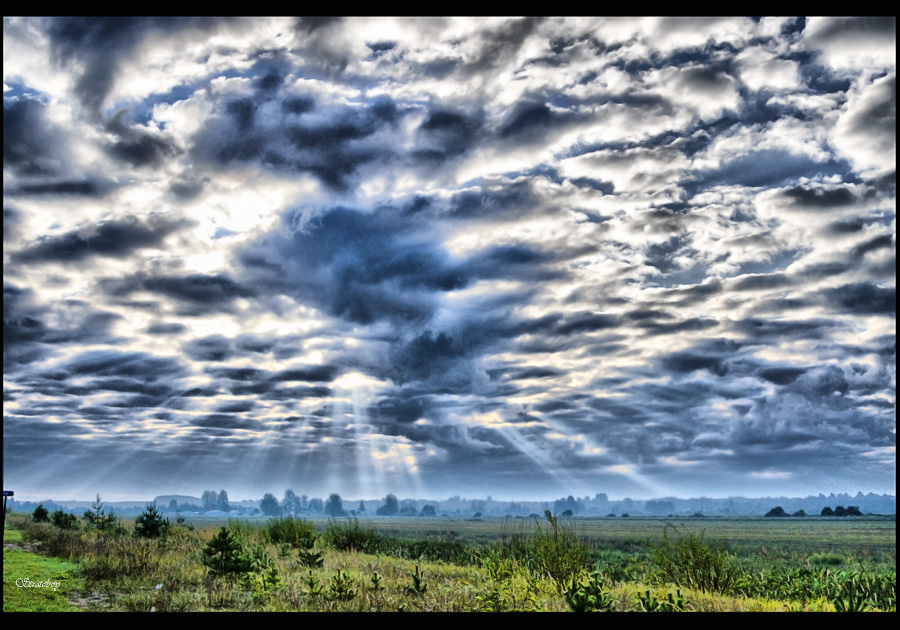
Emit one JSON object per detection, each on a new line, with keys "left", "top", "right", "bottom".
{"left": 323, "top": 517, "right": 384, "bottom": 553}
{"left": 7, "top": 510, "right": 895, "bottom": 612}
{"left": 648, "top": 524, "right": 747, "bottom": 594}
{"left": 261, "top": 516, "right": 318, "bottom": 547}
{"left": 496, "top": 511, "right": 590, "bottom": 589}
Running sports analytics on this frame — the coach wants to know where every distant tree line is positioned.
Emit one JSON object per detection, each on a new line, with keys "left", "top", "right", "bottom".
{"left": 765, "top": 505, "right": 864, "bottom": 517}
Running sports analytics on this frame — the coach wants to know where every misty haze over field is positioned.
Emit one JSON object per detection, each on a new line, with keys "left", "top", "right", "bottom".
{"left": 3, "top": 17, "right": 896, "bottom": 503}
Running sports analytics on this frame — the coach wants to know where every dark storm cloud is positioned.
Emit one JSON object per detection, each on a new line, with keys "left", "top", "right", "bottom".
{"left": 782, "top": 185, "right": 857, "bottom": 208}
{"left": 215, "top": 401, "right": 256, "bottom": 413}
{"left": 387, "top": 331, "right": 470, "bottom": 386}
{"left": 3, "top": 285, "right": 49, "bottom": 368}
{"left": 806, "top": 17, "right": 896, "bottom": 46}
{"left": 442, "top": 180, "right": 538, "bottom": 220}
{"left": 851, "top": 234, "right": 894, "bottom": 260}
{"left": 184, "top": 336, "right": 234, "bottom": 362}
{"left": 196, "top": 92, "right": 405, "bottom": 191}
{"left": 3, "top": 207, "right": 20, "bottom": 241}
{"left": 661, "top": 352, "right": 728, "bottom": 377}
{"left": 497, "top": 100, "right": 583, "bottom": 144}
{"left": 699, "top": 149, "right": 850, "bottom": 190}
{"left": 491, "top": 366, "right": 561, "bottom": 381}
{"left": 46, "top": 16, "right": 230, "bottom": 116}
{"left": 104, "top": 109, "right": 180, "bottom": 167}
{"left": 827, "top": 217, "right": 866, "bottom": 234}
{"left": 145, "top": 322, "right": 188, "bottom": 335}
{"left": 103, "top": 272, "right": 254, "bottom": 313}
{"left": 205, "top": 367, "right": 267, "bottom": 382}
{"left": 291, "top": 17, "right": 349, "bottom": 77}
{"left": 757, "top": 367, "right": 809, "bottom": 385}
{"left": 63, "top": 349, "right": 185, "bottom": 381}
{"left": 234, "top": 335, "right": 276, "bottom": 355}
{"left": 7, "top": 179, "right": 110, "bottom": 197}
{"left": 553, "top": 312, "right": 619, "bottom": 336}
{"left": 12, "top": 215, "right": 191, "bottom": 264}
{"left": 193, "top": 414, "right": 256, "bottom": 430}
{"left": 240, "top": 206, "right": 462, "bottom": 325}
{"left": 167, "top": 177, "right": 207, "bottom": 200}
{"left": 4, "top": 287, "right": 125, "bottom": 369}
{"left": 733, "top": 317, "right": 839, "bottom": 342}
{"left": 466, "top": 17, "right": 544, "bottom": 72}
{"left": 414, "top": 106, "right": 484, "bottom": 162}
{"left": 3, "top": 97, "right": 61, "bottom": 176}
{"left": 664, "top": 280, "right": 723, "bottom": 307}
{"left": 270, "top": 366, "right": 339, "bottom": 382}
{"left": 643, "top": 234, "right": 695, "bottom": 273}
{"left": 823, "top": 282, "right": 896, "bottom": 315}
{"left": 731, "top": 273, "right": 791, "bottom": 291}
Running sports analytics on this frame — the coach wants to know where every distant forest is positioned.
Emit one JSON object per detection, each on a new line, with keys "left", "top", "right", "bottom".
{"left": 8, "top": 491, "right": 895, "bottom": 518}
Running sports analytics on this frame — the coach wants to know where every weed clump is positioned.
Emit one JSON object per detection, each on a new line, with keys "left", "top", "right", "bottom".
{"left": 323, "top": 517, "right": 382, "bottom": 553}
{"left": 649, "top": 524, "right": 747, "bottom": 594}
{"left": 562, "top": 570, "right": 615, "bottom": 612}
{"left": 262, "top": 515, "right": 318, "bottom": 548}
{"left": 497, "top": 510, "right": 590, "bottom": 589}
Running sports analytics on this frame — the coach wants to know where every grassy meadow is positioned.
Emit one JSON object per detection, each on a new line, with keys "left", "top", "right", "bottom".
{"left": 3, "top": 508, "right": 895, "bottom": 612}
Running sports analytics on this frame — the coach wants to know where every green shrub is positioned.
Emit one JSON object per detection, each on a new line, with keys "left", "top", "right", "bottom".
{"left": 648, "top": 524, "right": 747, "bottom": 594}
{"left": 323, "top": 517, "right": 382, "bottom": 553}
{"left": 50, "top": 509, "right": 79, "bottom": 530}
{"left": 404, "top": 565, "right": 428, "bottom": 596}
{"left": 325, "top": 570, "right": 357, "bottom": 601}
{"left": 262, "top": 515, "right": 317, "bottom": 548}
{"left": 562, "top": 570, "right": 615, "bottom": 612}
{"left": 201, "top": 528, "right": 252, "bottom": 578}
{"left": 297, "top": 536, "right": 325, "bottom": 568}
{"left": 635, "top": 588, "right": 687, "bottom": 612}
{"left": 809, "top": 553, "right": 843, "bottom": 566}
{"left": 502, "top": 510, "right": 589, "bottom": 589}
{"left": 32, "top": 503, "right": 50, "bottom": 523}
{"left": 225, "top": 518, "right": 258, "bottom": 542}
{"left": 82, "top": 495, "right": 126, "bottom": 535}
{"left": 134, "top": 504, "right": 171, "bottom": 539}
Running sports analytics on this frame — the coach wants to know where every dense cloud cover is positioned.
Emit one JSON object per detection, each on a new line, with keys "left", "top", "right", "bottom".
{"left": 3, "top": 17, "right": 895, "bottom": 501}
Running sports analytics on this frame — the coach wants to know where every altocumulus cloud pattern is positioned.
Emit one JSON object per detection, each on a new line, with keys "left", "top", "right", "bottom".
{"left": 2, "top": 17, "right": 895, "bottom": 501}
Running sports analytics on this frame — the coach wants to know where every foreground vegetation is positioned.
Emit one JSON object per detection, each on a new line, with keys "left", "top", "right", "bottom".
{"left": 3, "top": 506, "right": 895, "bottom": 612}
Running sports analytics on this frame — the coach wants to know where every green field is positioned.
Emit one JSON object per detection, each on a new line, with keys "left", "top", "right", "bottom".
{"left": 3, "top": 511, "right": 895, "bottom": 612}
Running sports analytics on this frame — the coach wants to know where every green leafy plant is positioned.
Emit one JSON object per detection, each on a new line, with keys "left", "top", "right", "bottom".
{"left": 369, "top": 571, "right": 384, "bottom": 591}
{"left": 649, "top": 524, "right": 747, "bottom": 594}
{"left": 635, "top": 588, "right": 687, "bottom": 612}
{"left": 530, "top": 510, "right": 590, "bottom": 589}
{"left": 562, "top": 570, "right": 615, "bottom": 612}
{"left": 242, "top": 564, "right": 282, "bottom": 596}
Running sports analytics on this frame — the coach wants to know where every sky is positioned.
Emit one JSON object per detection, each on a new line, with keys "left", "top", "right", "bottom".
{"left": 3, "top": 17, "right": 895, "bottom": 503}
